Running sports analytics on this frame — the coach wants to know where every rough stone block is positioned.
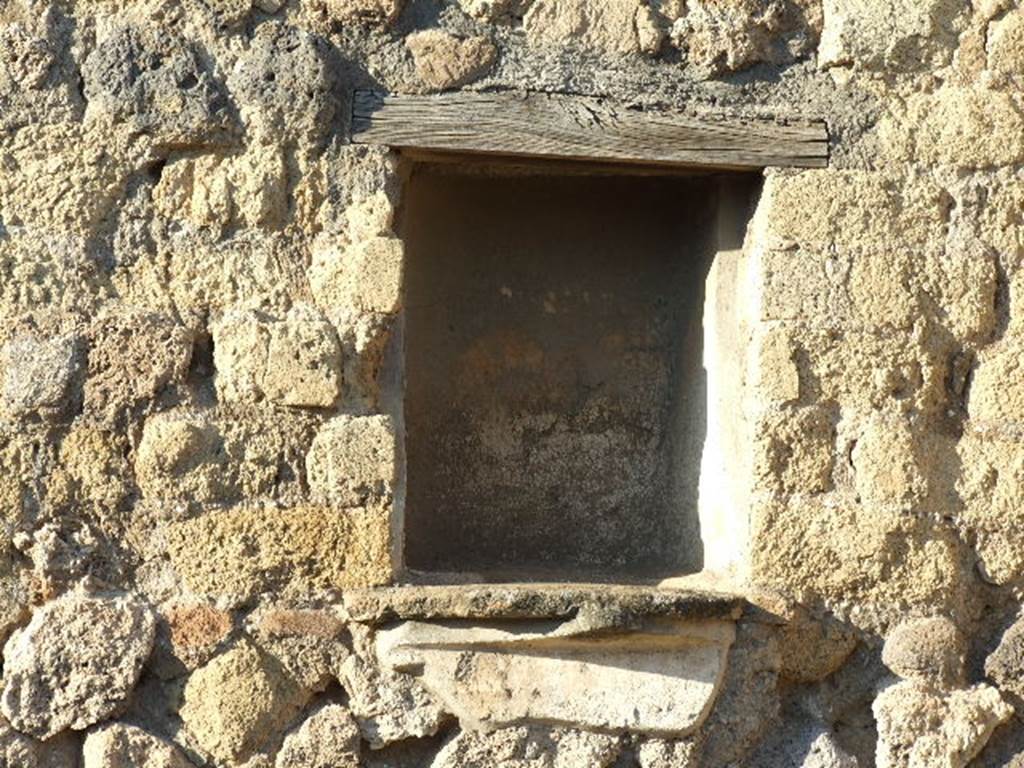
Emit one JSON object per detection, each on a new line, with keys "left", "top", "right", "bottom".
{"left": 0, "top": 230, "right": 102, "bottom": 323}
{"left": 0, "top": 575, "right": 27, "bottom": 653}
{"left": 753, "top": 407, "right": 835, "bottom": 494}
{"left": 880, "top": 86, "right": 1024, "bottom": 169}
{"left": 759, "top": 170, "right": 949, "bottom": 252}
{"left": 776, "top": 604, "right": 858, "bottom": 683}
{"left": 956, "top": 432, "right": 1024, "bottom": 584}
{"left": 57, "top": 425, "right": 130, "bottom": 510}
{"left": 0, "top": 713, "right": 79, "bottom": 768}
{"left": 752, "top": 495, "right": 969, "bottom": 629}
{"left": 431, "top": 727, "right": 621, "bottom": 768}
{"left": 122, "top": 229, "right": 308, "bottom": 323}
{"left": 0, "top": 24, "right": 53, "bottom": 89}
{"left": 157, "top": 602, "right": 233, "bottom": 674}
{"left": 275, "top": 703, "right": 360, "bottom": 768}
{"left": 332, "top": 309, "right": 395, "bottom": 411}
{"left": 21, "top": 523, "right": 116, "bottom": 605}
{"left": 82, "top": 22, "right": 236, "bottom": 149}
{"left": 524, "top": 0, "right": 642, "bottom": 55}
{"left": 819, "top": 0, "right": 963, "bottom": 71}
{"left": 636, "top": 738, "right": 698, "bottom": 768}
{"left": 848, "top": 251, "right": 919, "bottom": 331}
{"left": 135, "top": 406, "right": 318, "bottom": 509}
{"left": 213, "top": 307, "right": 342, "bottom": 408}
{"left": 673, "top": 0, "right": 817, "bottom": 75}
{"left": 249, "top": 606, "right": 349, "bottom": 691}
{"left": 345, "top": 191, "right": 396, "bottom": 243}
{"left": 135, "top": 414, "right": 233, "bottom": 504}
{"left": 985, "top": 614, "right": 1024, "bottom": 698}
{"left": 797, "top": 328, "right": 949, "bottom": 417}
{"left": 457, "top": 0, "right": 534, "bottom": 23}
{"left": 228, "top": 23, "right": 338, "bottom": 144}
{"left": 0, "top": 428, "right": 48, "bottom": 530}
{"left": 923, "top": 251, "right": 997, "bottom": 342}
{"left": 1, "top": 591, "right": 156, "bottom": 739}
{"left": 882, "top": 616, "right": 965, "bottom": 686}
{"left": 761, "top": 248, "right": 919, "bottom": 330}
{"left": 987, "top": 8, "right": 1024, "bottom": 81}
{"left": 850, "top": 414, "right": 928, "bottom": 511}
{"left": 306, "top": 415, "right": 396, "bottom": 508}
{"left": 338, "top": 651, "right": 448, "bottom": 748}
{"left": 153, "top": 147, "right": 288, "bottom": 232}
{"left": 325, "top": 0, "right": 403, "bottom": 24}
{"left": 757, "top": 249, "right": 995, "bottom": 340}
{"left": 84, "top": 311, "right": 193, "bottom": 422}
{"left": 407, "top": 30, "right": 497, "bottom": 91}
{"left": 750, "top": 325, "right": 800, "bottom": 404}
{"left": 968, "top": 339, "right": 1024, "bottom": 426}
{"left": 212, "top": 309, "right": 270, "bottom": 404}
{"left": 873, "top": 680, "right": 1011, "bottom": 768}
{"left": 262, "top": 309, "right": 343, "bottom": 408}
{"left": 83, "top": 723, "right": 194, "bottom": 768}
{"left": 257, "top": 607, "right": 346, "bottom": 640}
{"left": 210, "top": 311, "right": 270, "bottom": 405}
{"left": 180, "top": 640, "right": 310, "bottom": 764}
{"left": 0, "top": 123, "right": 151, "bottom": 234}
{"left": 635, "top": 5, "right": 667, "bottom": 55}
{"left": 165, "top": 506, "right": 392, "bottom": 601}
{"left": 757, "top": 248, "right": 846, "bottom": 325}
{"left": 0, "top": 333, "right": 82, "bottom": 420}
{"left": 310, "top": 237, "right": 404, "bottom": 316}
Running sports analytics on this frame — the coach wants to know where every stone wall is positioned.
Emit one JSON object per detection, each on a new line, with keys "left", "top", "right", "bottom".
{"left": 0, "top": 0, "right": 1023, "bottom": 766}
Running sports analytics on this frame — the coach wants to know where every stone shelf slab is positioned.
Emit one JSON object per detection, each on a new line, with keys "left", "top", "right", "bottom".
{"left": 343, "top": 583, "right": 745, "bottom": 626}
{"left": 347, "top": 585, "right": 748, "bottom": 736}
{"left": 376, "top": 616, "right": 735, "bottom": 737}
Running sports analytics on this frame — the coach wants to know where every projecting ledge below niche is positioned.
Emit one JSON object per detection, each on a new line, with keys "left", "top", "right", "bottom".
{"left": 344, "top": 583, "right": 762, "bottom": 737}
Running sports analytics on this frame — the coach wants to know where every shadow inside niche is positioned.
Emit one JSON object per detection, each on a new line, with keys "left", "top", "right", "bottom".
{"left": 401, "top": 162, "right": 735, "bottom": 581}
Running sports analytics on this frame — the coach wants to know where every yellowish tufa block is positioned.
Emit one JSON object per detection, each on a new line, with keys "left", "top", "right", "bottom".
{"left": 165, "top": 506, "right": 393, "bottom": 601}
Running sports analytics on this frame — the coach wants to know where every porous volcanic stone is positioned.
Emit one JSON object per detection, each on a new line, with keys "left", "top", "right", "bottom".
{"left": 431, "top": 727, "right": 621, "bottom": 768}
{"left": 882, "top": 616, "right": 965, "bottom": 686}
{"left": 0, "top": 591, "right": 156, "bottom": 739}
{"left": 81, "top": 22, "right": 236, "bottom": 148}
{"left": 0, "top": 333, "right": 82, "bottom": 420}
{"left": 275, "top": 703, "right": 360, "bottom": 768}
{"left": 338, "top": 653, "right": 448, "bottom": 748}
{"left": 406, "top": 30, "right": 497, "bottom": 91}
{"left": 0, "top": 712, "right": 77, "bottom": 767}
{"left": 306, "top": 416, "right": 397, "bottom": 508}
{"left": 83, "top": 723, "right": 194, "bottom": 768}
{"left": 873, "top": 680, "right": 1011, "bottom": 768}
{"left": 180, "top": 640, "right": 310, "bottom": 764}
{"left": 325, "top": 0, "right": 403, "bottom": 25}
{"left": 986, "top": 615, "right": 1024, "bottom": 697}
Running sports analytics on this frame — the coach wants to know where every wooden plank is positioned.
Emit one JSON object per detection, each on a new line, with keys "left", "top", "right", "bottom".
{"left": 352, "top": 90, "right": 829, "bottom": 170}
{"left": 400, "top": 147, "right": 722, "bottom": 178}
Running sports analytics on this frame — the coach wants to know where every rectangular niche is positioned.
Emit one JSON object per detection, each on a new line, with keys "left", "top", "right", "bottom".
{"left": 401, "top": 161, "right": 759, "bottom": 581}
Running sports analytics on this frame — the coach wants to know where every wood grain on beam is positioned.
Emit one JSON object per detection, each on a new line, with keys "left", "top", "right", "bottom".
{"left": 352, "top": 90, "right": 829, "bottom": 170}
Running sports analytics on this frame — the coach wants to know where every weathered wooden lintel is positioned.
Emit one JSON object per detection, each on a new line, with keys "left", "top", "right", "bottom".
{"left": 351, "top": 90, "right": 829, "bottom": 171}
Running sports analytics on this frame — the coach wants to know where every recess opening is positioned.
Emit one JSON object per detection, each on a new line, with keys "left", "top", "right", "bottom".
{"left": 400, "top": 160, "right": 760, "bottom": 581}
